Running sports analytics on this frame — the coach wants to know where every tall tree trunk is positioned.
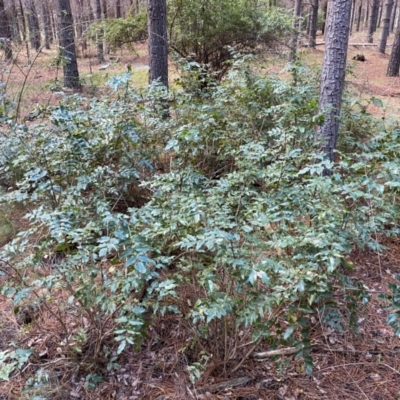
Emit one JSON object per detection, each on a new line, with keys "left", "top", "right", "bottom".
{"left": 350, "top": 0, "right": 356, "bottom": 33}
{"left": 309, "top": 0, "right": 319, "bottom": 48}
{"left": 9, "top": 0, "right": 21, "bottom": 43}
{"left": 41, "top": 0, "right": 52, "bottom": 50}
{"left": 116, "top": 0, "right": 122, "bottom": 18}
{"left": 147, "top": 0, "right": 168, "bottom": 87}
{"left": 57, "top": 0, "right": 80, "bottom": 89}
{"left": 380, "top": 0, "right": 394, "bottom": 53}
{"left": 388, "top": 25, "right": 400, "bottom": 75}
{"left": 26, "top": 0, "right": 40, "bottom": 51}
{"left": 321, "top": 0, "right": 328, "bottom": 34}
{"left": 356, "top": 2, "right": 362, "bottom": 31}
{"left": 378, "top": 0, "right": 384, "bottom": 26}
{"left": 318, "top": 0, "right": 352, "bottom": 166}
{"left": 367, "top": 0, "right": 380, "bottom": 42}
{"left": 365, "top": 1, "right": 370, "bottom": 27}
{"left": 290, "top": 0, "right": 302, "bottom": 61}
{"left": 94, "top": 0, "right": 104, "bottom": 63}
{"left": 18, "top": 0, "right": 30, "bottom": 62}
{"left": 0, "top": 0, "right": 12, "bottom": 60}
{"left": 391, "top": 0, "right": 398, "bottom": 31}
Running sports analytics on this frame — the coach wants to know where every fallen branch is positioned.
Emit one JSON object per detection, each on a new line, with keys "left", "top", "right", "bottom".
{"left": 253, "top": 347, "right": 298, "bottom": 358}
{"left": 315, "top": 42, "right": 393, "bottom": 47}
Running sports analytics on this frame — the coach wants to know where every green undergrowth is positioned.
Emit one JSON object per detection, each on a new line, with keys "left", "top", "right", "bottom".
{"left": 0, "top": 58, "right": 399, "bottom": 390}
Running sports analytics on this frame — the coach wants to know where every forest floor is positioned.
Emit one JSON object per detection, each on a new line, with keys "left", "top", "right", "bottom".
{"left": 1, "top": 31, "right": 400, "bottom": 399}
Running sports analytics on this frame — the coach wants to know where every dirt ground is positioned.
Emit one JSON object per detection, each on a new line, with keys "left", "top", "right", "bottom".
{"left": 2, "top": 31, "right": 400, "bottom": 399}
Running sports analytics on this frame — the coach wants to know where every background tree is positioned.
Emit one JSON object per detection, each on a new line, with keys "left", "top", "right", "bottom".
{"left": 57, "top": 0, "right": 80, "bottom": 89}
{"left": 290, "top": 0, "right": 302, "bottom": 61}
{"left": 40, "top": 0, "right": 53, "bottom": 49}
{"left": 94, "top": 0, "right": 105, "bottom": 63}
{"left": 308, "top": 0, "right": 319, "bottom": 48}
{"left": 379, "top": 0, "right": 394, "bottom": 53}
{"left": 26, "top": 0, "right": 40, "bottom": 52}
{"left": 147, "top": 0, "right": 168, "bottom": 87}
{"left": 0, "top": 0, "right": 12, "bottom": 60}
{"left": 390, "top": 0, "right": 398, "bottom": 31}
{"left": 168, "top": 0, "right": 291, "bottom": 79}
{"left": 318, "top": 0, "right": 352, "bottom": 164}
{"left": 387, "top": 22, "right": 400, "bottom": 75}
{"left": 367, "top": 0, "right": 380, "bottom": 43}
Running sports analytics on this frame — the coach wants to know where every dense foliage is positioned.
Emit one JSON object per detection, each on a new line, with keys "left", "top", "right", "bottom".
{"left": 0, "top": 59, "right": 399, "bottom": 387}
{"left": 97, "top": 1, "right": 292, "bottom": 79}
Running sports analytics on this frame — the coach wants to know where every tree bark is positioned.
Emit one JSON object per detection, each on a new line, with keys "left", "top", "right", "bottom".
{"left": 309, "top": 0, "right": 319, "bottom": 48}
{"left": 321, "top": 0, "right": 328, "bottom": 34}
{"left": 41, "top": 0, "right": 52, "bottom": 50}
{"left": 290, "top": 0, "right": 303, "bottom": 61}
{"left": 57, "top": 0, "right": 80, "bottom": 89}
{"left": 94, "top": 0, "right": 104, "bottom": 63}
{"left": 390, "top": 0, "right": 398, "bottom": 31}
{"left": 116, "top": 0, "right": 122, "bottom": 18}
{"left": 0, "top": 0, "right": 12, "bottom": 60}
{"left": 356, "top": 2, "right": 362, "bottom": 31}
{"left": 147, "top": 0, "right": 168, "bottom": 88}
{"left": 379, "top": 0, "right": 394, "bottom": 53}
{"left": 318, "top": 0, "right": 352, "bottom": 165}
{"left": 26, "top": 0, "right": 40, "bottom": 51}
{"left": 388, "top": 25, "right": 400, "bottom": 76}
{"left": 350, "top": 0, "right": 356, "bottom": 33}
{"left": 367, "top": 0, "right": 380, "bottom": 43}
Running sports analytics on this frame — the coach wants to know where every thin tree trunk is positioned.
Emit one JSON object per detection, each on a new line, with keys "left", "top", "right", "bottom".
{"left": 148, "top": 0, "right": 168, "bottom": 86}
{"left": 94, "top": 0, "right": 104, "bottom": 63}
{"left": 0, "top": 0, "right": 12, "bottom": 60}
{"left": 18, "top": 0, "right": 30, "bottom": 62}
{"left": 9, "top": 0, "right": 21, "bottom": 43}
{"left": 26, "top": 0, "right": 40, "bottom": 51}
{"left": 356, "top": 2, "right": 362, "bottom": 31}
{"left": 290, "top": 0, "right": 302, "bottom": 61}
{"left": 367, "top": 0, "right": 380, "bottom": 42}
{"left": 388, "top": 25, "right": 400, "bottom": 75}
{"left": 378, "top": 0, "right": 384, "bottom": 26}
{"left": 57, "top": 0, "right": 80, "bottom": 89}
{"left": 41, "top": 0, "right": 52, "bottom": 50}
{"left": 321, "top": 0, "right": 328, "bottom": 34}
{"left": 365, "top": 1, "right": 370, "bottom": 27}
{"left": 350, "top": 0, "right": 356, "bottom": 33}
{"left": 318, "top": 0, "right": 352, "bottom": 165}
{"left": 390, "top": 0, "right": 398, "bottom": 31}
{"left": 309, "top": 0, "right": 319, "bottom": 48}
{"left": 116, "top": 0, "right": 122, "bottom": 18}
{"left": 379, "top": 0, "right": 394, "bottom": 53}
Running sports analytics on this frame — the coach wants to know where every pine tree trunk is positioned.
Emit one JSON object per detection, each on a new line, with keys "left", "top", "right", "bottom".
{"left": 380, "top": 0, "right": 394, "bottom": 53}
{"left": 390, "top": 0, "right": 398, "bottom": 31}
{"left": 41, "top": 0, "right": 52, "bottom": 50}
{"left": 318, "top": 0, "right": 352, "bottom": 165}
{"left": 356, "top": 3, "right": 362, "bottom": 31}
{"left": 9, "top": 0, "right": 21, "bottom": 43}
{"left": 350, "top": 0, "right": 356, "bottom": 33}
{"left": 309, "top": 0, "right": 319, "bottom": 48}
{"left": 367, "top": 0, "right": 380, "bottom": 42}
{"left": 116, "top": 0, "right": 122, "bottom": 18}
{"left": 57, "top": 0, "right": 80, "bottom": 89}
{"left": 0, "top": 0, "right": 12, "bottom": 60}
{"left": 388, "top": 25, "right": 400, "bottom": 76}
{"left": 321, "top": 0, "right": 328, "bottom": 34}
{"left": 290, "top": 0, "right": 302, "bottom": 61}
{"left": 26, "top": 0, "right": 40, "bottom": 52}
{"left": 94, "top": 0, "right": 104, "bottom": 63}
{"left": 147, "top": 0, "right": 168, "bottom": 88}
